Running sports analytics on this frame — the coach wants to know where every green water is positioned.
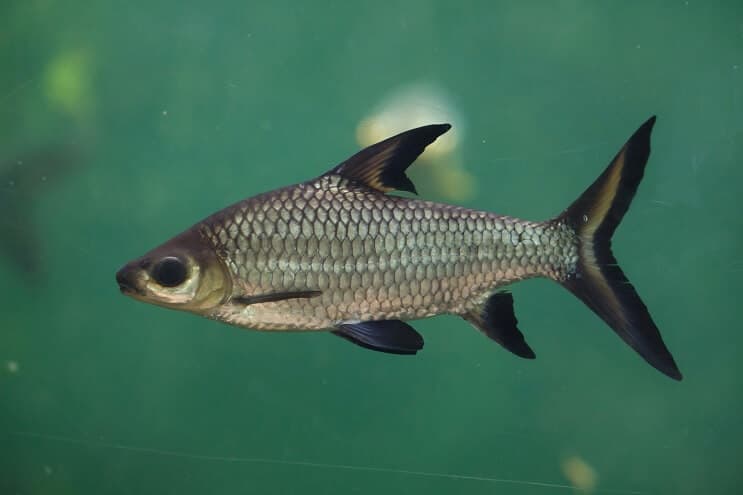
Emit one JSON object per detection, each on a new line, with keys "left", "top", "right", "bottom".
{"left": 2, "top": 2, "right": 741, "bottom": 494}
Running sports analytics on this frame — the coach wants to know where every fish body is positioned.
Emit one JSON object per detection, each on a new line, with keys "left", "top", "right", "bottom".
{"left": 198, "top": 175, "right": 576, "bottom": 331}
{"left": 117, "top": 119, "right": 682, "bottom": 380}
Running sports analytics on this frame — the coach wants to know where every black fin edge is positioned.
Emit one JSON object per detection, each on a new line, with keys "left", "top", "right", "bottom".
{"left": 464, "top": 292, "right": 535, "bottom": 359}
{"left": 333, "top": 320, "right": 424, "bottom": 355}
{"left": 328, "top": 123, "right": 451, "bottom": 194}
{"left": 559, "top": 116, "right": 682, "bottom": 381}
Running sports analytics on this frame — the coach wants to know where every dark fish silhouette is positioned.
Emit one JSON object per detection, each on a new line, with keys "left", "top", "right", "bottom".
{"left": 117, "top": 117, "right": 681, "bottom": 380}
{"left": 0, "top": 144, "right": 82, "bottom": 279}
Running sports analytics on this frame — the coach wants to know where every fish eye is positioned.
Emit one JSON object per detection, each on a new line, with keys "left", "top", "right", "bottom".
{"left": 151, "top": 256, "right": 188, "bottom": 287}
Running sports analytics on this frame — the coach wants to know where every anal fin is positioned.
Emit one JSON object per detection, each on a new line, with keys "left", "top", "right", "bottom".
{"left": 333, "top": 320, "right": 424, "bottom": 355}
{"left": 463, "top": 292, "right": 535, "bottom": 359}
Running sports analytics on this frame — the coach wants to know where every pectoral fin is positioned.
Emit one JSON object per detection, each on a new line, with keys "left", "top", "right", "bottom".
{"left": 463, "top": 292, "right": 535, "bottom": 359}
{"left": 333, "top": 320, "right": 424, "bottom": 355}
{"left": 232, "top": 290, "right": 322, "bottom": 305}
{"left": 326, "top": 124, "right": 451, "bottom": 194}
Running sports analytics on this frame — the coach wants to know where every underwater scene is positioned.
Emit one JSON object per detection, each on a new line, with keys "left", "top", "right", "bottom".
{"left": 2, "top": 2, "right": 742, "bottom": 494}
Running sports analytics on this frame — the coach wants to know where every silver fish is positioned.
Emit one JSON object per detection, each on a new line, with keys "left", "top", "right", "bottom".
{"left": 116, "top": 117, "right": 681, "bottom": 380}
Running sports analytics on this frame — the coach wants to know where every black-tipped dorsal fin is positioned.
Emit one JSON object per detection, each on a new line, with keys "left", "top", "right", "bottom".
{"left": 463, "top": 292, "right": 535, "bottom": 359}
{"left": 327, "top": 124, "right": 451, "bottom": 194}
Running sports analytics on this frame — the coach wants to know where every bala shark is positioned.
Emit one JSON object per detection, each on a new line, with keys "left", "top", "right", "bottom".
{"left": 116, "top": 117, "right": 682, "bottom": 380}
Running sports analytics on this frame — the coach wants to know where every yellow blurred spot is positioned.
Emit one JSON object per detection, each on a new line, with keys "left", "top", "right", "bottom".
{"left": 429, "top": 163, "right": 475, "bottom": 201}
{"left": 5, "top": 360, "right": 19, "bottom": 374}
{"left": 44, "top": 49, "right": 92, "bottom": 118}
{"left": 355, "top": 84, "right": 462, "bottom": 159}
{"left": 561, "top": 455, "right": 598, "bottom": 493}
{"left": 356, "top": 117, "right": 387, "bottom": 151}
{"left": 356, "top": 82, "right": 475, "bottom": 200}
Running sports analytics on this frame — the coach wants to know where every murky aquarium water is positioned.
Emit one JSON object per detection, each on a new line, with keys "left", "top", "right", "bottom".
{"left": 2, "top": 2, "right": 741, "bottom": 494}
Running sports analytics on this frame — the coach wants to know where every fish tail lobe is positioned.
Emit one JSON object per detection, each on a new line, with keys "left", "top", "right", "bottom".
{"left": 556, "top": 116, "right": 682, "bottom": 380}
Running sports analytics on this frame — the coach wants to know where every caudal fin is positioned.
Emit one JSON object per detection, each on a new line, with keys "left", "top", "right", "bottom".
{"left": 557, "top": 116, "right": 682, "bottom": 380}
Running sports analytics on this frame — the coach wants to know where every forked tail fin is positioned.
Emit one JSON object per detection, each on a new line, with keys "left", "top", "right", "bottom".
{"left": 557, "top": 116, "right": 682, "bottom": 380}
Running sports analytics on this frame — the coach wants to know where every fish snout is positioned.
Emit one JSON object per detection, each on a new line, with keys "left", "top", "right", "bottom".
{"left": 116, "top": 264, "right": 142, "bottom": 295}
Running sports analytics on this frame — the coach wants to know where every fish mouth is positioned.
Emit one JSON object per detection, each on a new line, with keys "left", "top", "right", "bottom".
{"left": 116, "top": 266, "right": 143, "bottom": 296}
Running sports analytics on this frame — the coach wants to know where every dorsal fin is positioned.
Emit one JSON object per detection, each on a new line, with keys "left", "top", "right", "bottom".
{"left": 326, "top": 123, "right": 451, "bottom": 194}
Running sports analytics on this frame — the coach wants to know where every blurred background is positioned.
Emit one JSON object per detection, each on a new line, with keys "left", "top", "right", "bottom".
{"left": 1, "top": 1, "right": 741, "bottom": 494}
